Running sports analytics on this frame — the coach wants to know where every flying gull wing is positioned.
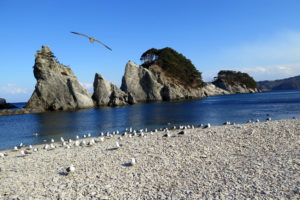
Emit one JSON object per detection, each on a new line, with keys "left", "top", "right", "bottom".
{"left": 94, "top": 39, "right": 112, "bottom": 51}
{"left": 71, "top": 32, "right": 90, "bottom": 38}
{"left": 71, "top": 32, "right": 112, "bottom": 51}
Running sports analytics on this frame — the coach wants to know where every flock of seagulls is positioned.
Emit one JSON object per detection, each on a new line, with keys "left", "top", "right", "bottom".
{"left": 0, "top": 116, "right": 279, "bottom": 175}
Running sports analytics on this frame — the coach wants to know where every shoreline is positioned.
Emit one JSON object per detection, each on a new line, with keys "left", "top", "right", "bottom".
{"left": 0, "top": 119, "right": 299, "bottom": 199}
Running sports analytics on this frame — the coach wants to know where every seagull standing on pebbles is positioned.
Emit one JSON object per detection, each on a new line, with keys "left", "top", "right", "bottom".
{"left": 80, "top": 140, "right": 86, "bottom": 146}
{"left": 76, "top": 135, "right": 79, "bottom": 140}
{"left": 13, "top": 146, "right": 18, "bottom": 151}
{"left": 205, "top": 123, "right": 211, "bottom": 128}
{"left": 20, "top": 150, "right": 25, "bottom": 156}
{"left": 116, "top": 142, "right": 120, "bottom": 150}
{"left": 44, "top": 144, "right": 49, "bottom": 150}
{"left": 50, "top": 143, "right": 56, "bottom": 149}
{"left": 130, "top": 158, "right": 136, "bottom": 166}
{"left": 178, "top": 130, "right": 186, "bottom": 135}
{"left": 66, "top": 164, "right": 75, "bottom": 176}
{"left": 0, "top": 153, "right": 4, "bottom": 158}
{"left": 75, "top": 141, "right": 80, "bottom": 147}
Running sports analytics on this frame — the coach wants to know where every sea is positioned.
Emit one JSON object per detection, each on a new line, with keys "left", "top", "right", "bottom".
{"left": 0, "top": 90, "right": 300, "bottom": 150}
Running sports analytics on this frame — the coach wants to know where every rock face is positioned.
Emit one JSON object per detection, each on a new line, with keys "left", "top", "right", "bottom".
{"left": 213, "top": 79, "right": 259, "bottom": 94}
{"left": 92, "top": 73, "right": 134, "bottom": 107}
{"left": 0, "top": 98, "right": 16, "bottom": 109}
{"left": 25, "top": 46, "right": 94, "bottom": 111}
{"left": 121, "top": 61, "right": 229, "bottom": 102}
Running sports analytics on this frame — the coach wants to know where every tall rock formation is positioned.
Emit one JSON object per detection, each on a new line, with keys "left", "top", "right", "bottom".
{"left": 25, "top": 46, "right": 94, "bottom": 111}
{"left": 92, "top": 73, "right": 134, "bottom": 106}
{"left": 121, "top": 61, "right": 228, "bottom": 102}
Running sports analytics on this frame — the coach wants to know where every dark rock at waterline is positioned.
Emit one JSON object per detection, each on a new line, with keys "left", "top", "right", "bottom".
{"left": 0, "top": 98, "right": 17, "bottom": 109}
{"left": 0, "top": 107, "right": 43, "bottom": 116}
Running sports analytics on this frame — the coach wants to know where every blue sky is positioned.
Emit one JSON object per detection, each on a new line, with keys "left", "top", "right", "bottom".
{"left": 1, "top": 0, "right": 300, "bottom": 102}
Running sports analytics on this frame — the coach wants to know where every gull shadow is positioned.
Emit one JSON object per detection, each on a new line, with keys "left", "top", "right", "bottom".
{"left": 106, "top": 148, "right": 119, "bottom": 151}
{"left": 58, "top": 171, "right": 68, "bottom": 176}
{"left": 122, "top": 162, "right": 133, "bottom": 167}
{"left": 16, "top": 155, "right": 26, "bottom": 158}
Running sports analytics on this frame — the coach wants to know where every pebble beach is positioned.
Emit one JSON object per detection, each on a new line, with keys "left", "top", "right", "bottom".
{"left": 0, "top": 119, "right": 299, "bottom": 199}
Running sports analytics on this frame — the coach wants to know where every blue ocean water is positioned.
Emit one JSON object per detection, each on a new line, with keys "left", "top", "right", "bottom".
{"left": 0, "top": 90, "right": 300, "bottom": 150}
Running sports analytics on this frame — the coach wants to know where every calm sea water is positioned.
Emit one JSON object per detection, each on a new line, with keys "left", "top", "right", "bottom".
{"left": 0, "top": 90, "right": 300, "bottom": 150}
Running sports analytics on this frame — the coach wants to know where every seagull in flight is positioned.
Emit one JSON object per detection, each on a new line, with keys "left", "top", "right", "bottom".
{"left": 71, "top": 32, "right": 112, "bottom": 51}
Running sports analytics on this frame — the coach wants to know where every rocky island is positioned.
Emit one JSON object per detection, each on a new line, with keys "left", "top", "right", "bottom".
{"left": 0, "top": 46, "right": 259, "bottom": 115}
{"left": 212, "top": 70, "right": 259, "bottom": 93}
{"left": 0, "top": 98, "right": 16, "bottom": 109}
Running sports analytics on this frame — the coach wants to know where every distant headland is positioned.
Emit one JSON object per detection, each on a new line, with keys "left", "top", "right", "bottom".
{"left": 0, "top": 46, "right": 259, "bottom": 115}
{"left": 257, "top": 75, "right": 300, "bottom": 91}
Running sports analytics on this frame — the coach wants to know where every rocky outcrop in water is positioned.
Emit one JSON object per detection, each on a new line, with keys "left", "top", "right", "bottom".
{"left": 212, "top": 70, "right": 259, "bottom": 94}
{"left": 0, "top": 98, "right": 16, "bottom": 109}
{"left": 25, "top": 46, "right": 94, "bottom": 111}
{"left": 92, "top": 73, "right": 135, "bottom": 107}
{"left": 213, "top": 79, "right": 259, "bottom": 93}
{"left": 120, "top": 61, "right": 228, "bottom": 102}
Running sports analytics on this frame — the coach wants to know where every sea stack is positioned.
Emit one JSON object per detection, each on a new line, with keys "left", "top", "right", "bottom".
{"left": 92, "top": 73, "right": 133, "bottom": 106}
{"left": 25, "top": 46, "right": 94, "bottom": 111}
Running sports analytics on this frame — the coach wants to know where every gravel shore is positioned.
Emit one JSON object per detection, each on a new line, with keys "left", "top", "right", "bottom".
{"left": 0, "top": 119, "right": 299, "bottom": 199}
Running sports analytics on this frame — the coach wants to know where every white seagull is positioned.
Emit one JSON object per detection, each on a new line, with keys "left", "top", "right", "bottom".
{"left": 20, "top": 150, "right": 25, "bottom": 157}
{"left": 205, "top": 123, "right": 211, "bottom": 128}
{"left": 116, "top": 142, "right": 120, "bottom": 150}
{"left": 130, "top": 158, "right": 136, "bottom": 166}
{"left": 71, "top": 32, "right": 112, "bottom": 51}
{"left": 75, "top": 141, "right": 80, "bottom": 147}
{"left": 66, "top": 164, "right": 75, "bottom": 175}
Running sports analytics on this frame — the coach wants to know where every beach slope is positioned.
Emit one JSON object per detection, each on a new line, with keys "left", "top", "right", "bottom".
{"left": 0, "top": 119, "right": 299, "bottom": 199}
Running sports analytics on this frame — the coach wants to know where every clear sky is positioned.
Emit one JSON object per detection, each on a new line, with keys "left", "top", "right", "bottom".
{"left": 1, "top": 0, "right": 300, "bottom": 102}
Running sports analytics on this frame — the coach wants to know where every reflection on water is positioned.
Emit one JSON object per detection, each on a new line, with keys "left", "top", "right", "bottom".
{"left": 1, "top": 90, "right": 300, "bottom": 150}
